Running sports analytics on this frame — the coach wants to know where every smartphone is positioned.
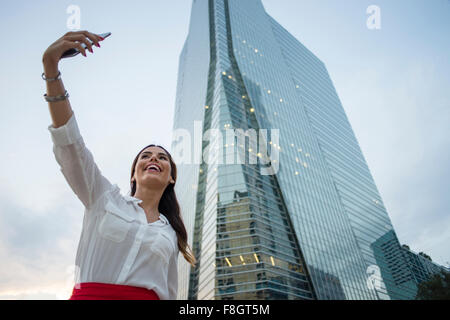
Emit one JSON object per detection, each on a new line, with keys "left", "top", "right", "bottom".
{"left": 61, "top": 32, "right": 111, "bottom": 59}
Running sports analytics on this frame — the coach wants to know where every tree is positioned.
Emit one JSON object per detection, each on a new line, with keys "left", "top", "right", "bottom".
{"left": 418, "top": 251, "right": 432, "bottom": 262}
{"left": 415, "top": 271, "right": 450, "bottom": 300}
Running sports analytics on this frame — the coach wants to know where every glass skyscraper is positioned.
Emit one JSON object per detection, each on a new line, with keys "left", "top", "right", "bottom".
{"left": 172, "top": 0, "right": 411, "bottom": 300}
{"left": 371, "top": 231, "right": 449, "bottom": 299}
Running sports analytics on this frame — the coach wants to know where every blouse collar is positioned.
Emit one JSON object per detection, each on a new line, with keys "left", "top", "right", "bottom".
{"left": 123, "top": 195, "right": 169, "bottom": 225}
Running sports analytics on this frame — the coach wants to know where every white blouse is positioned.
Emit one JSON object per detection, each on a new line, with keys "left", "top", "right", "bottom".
{"left": 48, "top": 113, "right": 178, "bottom": 300}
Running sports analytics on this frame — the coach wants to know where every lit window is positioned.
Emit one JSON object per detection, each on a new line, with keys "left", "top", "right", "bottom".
{"left": 296, "top": 85, "right": 299, "bottom": 88}
{"left": 240, "top": 255, "right": 246, "bottom": 265}
{"left": 270, "top": 256, "right": 275, "bottom": 266}
{"left": 243, "top": 40, "right": 246, "bottom": 44}
{"left": 269, "top": 141, "right": 272, "bottom": 145}
{"left": 242, "top": 95, "right": 246, "bottom": 99}
{"left": 291, "top": 143, "right": 294, "bottom": 147}
{"left": 250, "top": 108, "right": 255, "bottom": 112}
{"left": 305, "top": 153, "right": 310, "bottom": 157}
{"left": 267, "top": 90, "right": 271, "bottom": 94}
{"left": 298, "top": 148, "right": 302, "bottom": 152}
{"left": 257, "top": 152, "right": 262, "bottom": 157}
{"left": 254, "top": 49, "right": 258, "bottom": 53}
{"left": 295, "top": 171, "right": 299, "bottom": 175}
{"left": 248, "top": 148, "right": 253, "bottom": 152}
{"left": 296, "top": 157, "right": 299, "bottom": 163}
{"left": 222, "top": 71, "right": 226, "bottom": 75}
{"left": 225, "top": 257, "right": 232, "bottom": 267}
{"left": 205, "top": 105, "right": 209, "bottom": 109}
{"left": 199, "top": 168, "right": 203, "bottom": 173}
{"left": 228, "top": 75, "right": 232, "bottom": 79}
{"left": 280, "top": 98, "right": 283, "bottom": 102}
{"left": 254, "top": 253, "right": 260, "bottom": 263}
{"left": 303, "top": 162, "right": 308, "bottom": 168}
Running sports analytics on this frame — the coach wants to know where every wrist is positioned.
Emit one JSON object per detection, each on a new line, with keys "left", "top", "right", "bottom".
{"left": 42, "top": 57, "right": 59, "bottom": 77}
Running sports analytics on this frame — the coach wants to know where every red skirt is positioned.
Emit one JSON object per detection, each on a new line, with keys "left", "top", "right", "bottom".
{"left": 69, "top": 282, "right": 160, "bottom": 300}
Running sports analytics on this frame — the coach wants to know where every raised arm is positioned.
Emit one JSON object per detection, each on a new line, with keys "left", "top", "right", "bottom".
{"left": 42, "top": 31, "right": 102, "bottom": 128}
{"left": 43, "top": 31, "right": 112, "bottom": 209}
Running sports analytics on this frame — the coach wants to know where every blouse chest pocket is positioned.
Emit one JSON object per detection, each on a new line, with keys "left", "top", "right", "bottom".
{"left": 98, "top": 201, "right": 134, "bottom": 243}
{"left": 152, "top": 232, "right": 176, "bottom": 264}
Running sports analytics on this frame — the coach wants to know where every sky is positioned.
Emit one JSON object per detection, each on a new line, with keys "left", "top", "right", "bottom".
{"left": 0, "top": 0, "right": 449, "bottom": 299}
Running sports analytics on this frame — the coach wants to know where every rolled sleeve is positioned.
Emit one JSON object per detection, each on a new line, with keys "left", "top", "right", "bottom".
{"left": 48, "top": 113, "right": 82, "bottom": 146}
{"left": 48, "top": 112, "right": 113, "bottom": 209}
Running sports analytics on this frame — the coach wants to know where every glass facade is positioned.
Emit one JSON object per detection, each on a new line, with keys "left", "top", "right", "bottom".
{"left": 172, "top": 0, "right": 415, "bottom": 300}
{"left": 403, "top": 249, "right": 448, "bottom": 285}
{"left": 371, "top": 231, "right": 449, "bottom": 299}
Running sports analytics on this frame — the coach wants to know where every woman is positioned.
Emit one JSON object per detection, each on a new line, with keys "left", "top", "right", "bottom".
{"left": 42, "top": 30, "right": 195, "bottom": 300}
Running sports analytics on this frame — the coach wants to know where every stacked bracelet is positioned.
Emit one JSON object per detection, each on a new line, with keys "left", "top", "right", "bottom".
{"left": 44, "top": 90, "right": 69, "bottom": 102}
{"left": 42, "top": 70, "right": 68, "bottom": 102}
{"left": 41, "top": 71, "right": 61, "bottom": 82}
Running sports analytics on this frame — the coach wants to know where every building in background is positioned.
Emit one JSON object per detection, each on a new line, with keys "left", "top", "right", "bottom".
{"left": 371, "top": 230, "right": 449, "bottom": 299}
{"left": 172, "top": 0, "right": 416, "bottom": 299}
{"left": 402, "top": 247, "right": 449, "bottom": 286}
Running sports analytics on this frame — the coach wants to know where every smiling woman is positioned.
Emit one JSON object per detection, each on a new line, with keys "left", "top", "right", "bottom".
{"left": 42, "top": 30, "right": 195, "bottom": 300}
{"left": 130, "top": 144, "right": 196, "bottom": 265}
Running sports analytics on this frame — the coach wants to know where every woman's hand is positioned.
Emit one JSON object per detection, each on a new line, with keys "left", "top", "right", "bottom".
{"left": 42, "top": 31, "right": 103, "bottom": 128}
{"left": 42, "top": 30, "right": 103, "bottom": 76}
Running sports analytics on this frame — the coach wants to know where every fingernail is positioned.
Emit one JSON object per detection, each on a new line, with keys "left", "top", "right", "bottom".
{"left": 99, "top": 37, "right": 104, "bottom": 41}
{"left": 95, "top": 43, "right": 100, "bottom": 48}
{"left": 89, "top": 48, "right": 93, "bottom": 53}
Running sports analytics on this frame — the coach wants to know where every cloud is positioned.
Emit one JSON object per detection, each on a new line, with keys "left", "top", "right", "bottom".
{"left": 336, "top": 58, "right": 450, "bottom": 267}
{"left": 0, "top": 192, "right": 83, "bottom": 299}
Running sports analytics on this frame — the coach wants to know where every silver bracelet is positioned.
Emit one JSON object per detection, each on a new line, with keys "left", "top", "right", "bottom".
{"left": 44, "top": 90, "right": 69, "bottom": 102}
{"left": 41, "top": 71, "right": 61, "bottom": 82}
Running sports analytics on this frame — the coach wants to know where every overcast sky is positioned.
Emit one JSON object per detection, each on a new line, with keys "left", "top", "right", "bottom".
{"left": 0, "top": 0, "right": 449, "bottom": 299}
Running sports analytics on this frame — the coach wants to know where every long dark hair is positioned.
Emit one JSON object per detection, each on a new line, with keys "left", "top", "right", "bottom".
{"left": 130, "top": 144, "right": 196, "bottom": 266}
